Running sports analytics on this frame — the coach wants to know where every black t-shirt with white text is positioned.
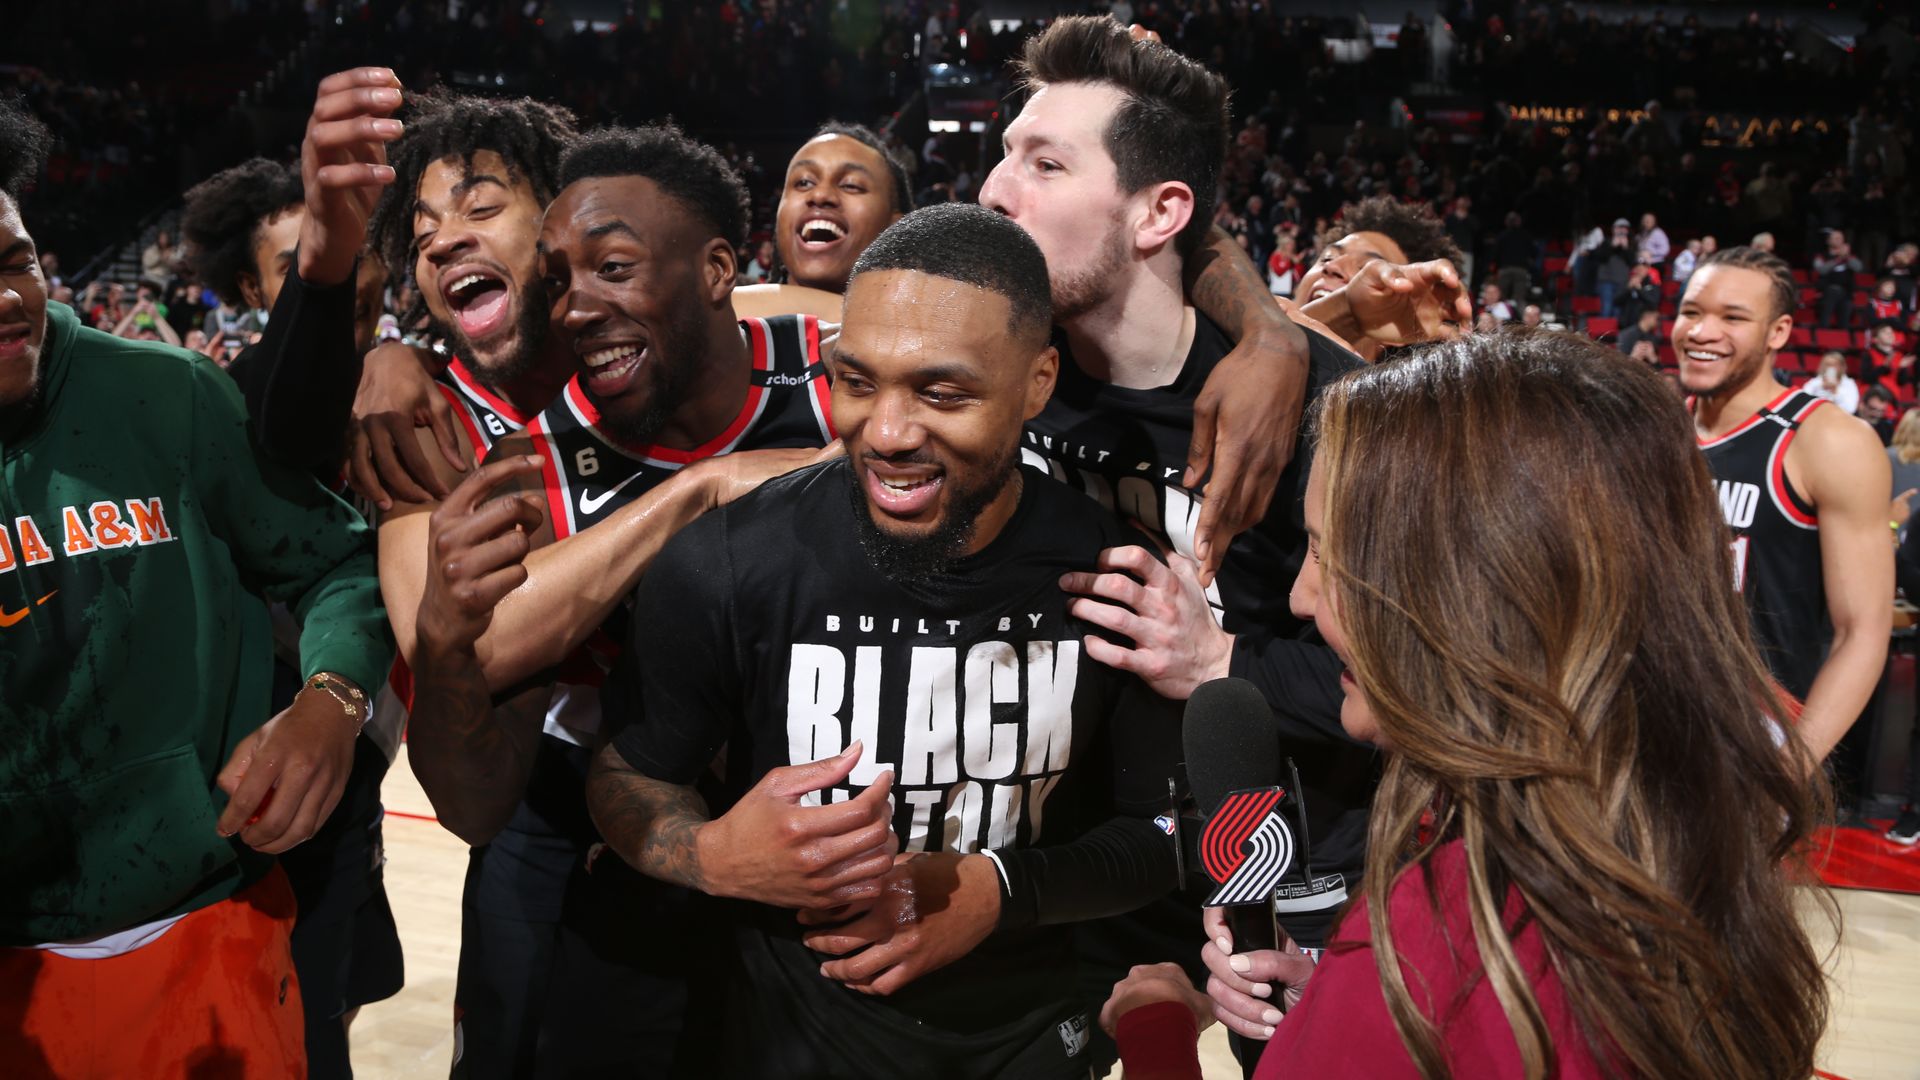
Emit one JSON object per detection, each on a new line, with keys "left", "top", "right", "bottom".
{"left": 607, "top": 460, "right": 1181, "bottom": 1066}
{"left": 1022, "top": 316, "right": 1361, "bottom": 637}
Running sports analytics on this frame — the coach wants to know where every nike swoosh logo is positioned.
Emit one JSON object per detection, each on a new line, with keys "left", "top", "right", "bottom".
{"left": 0, "top": 590, "right": 58, "bottom": 628}
{"left": 578, "top": 471, "right": 645, "bottom": 516}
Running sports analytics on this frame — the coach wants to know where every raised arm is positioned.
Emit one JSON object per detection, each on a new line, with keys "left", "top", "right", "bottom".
{"left": 1795, "top": 410, "right": 1894, "bottom": 761}
{"left": 1182, "top": 225, "right": 1311, "bottom": 582}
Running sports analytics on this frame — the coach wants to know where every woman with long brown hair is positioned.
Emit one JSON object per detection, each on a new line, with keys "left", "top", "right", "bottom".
{"left": 1106, "top": 328, "right": 1831, "bottom": 1078}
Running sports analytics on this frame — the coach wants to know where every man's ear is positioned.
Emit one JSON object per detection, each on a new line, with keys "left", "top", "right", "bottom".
{"left": 237, "top": 272, "right": 265, "bottom": 311}
{"left": 1766, "top": 314, "right": 1795, "bottom": 353}
{"left": 706, "top": 237, "right": 739, "bottom": 305}
{"left": 1025, "top": 343, "right": 1059, "bottom": 420}
{"left": 1134, "top": 181, "right": 1195, "bottom": 256}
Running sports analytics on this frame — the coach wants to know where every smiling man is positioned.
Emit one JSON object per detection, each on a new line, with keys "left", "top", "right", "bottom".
{"left": 1286, "top": 195, "right": 1464, "bottom": 361}
{"left": 399, "top": 123, "right": 837, "bottom": 1075}
{"left": 1679, "top": 246, "right": 1890, "bottom": 763}
{"left": 0, "top": 97, "right": 390, "bottom": 1078}
{"left": 586, "top": 203, "right": 1183, "bottom": 1079}
{"left": 776, "top": 122, "right": 913, "bottom": 293}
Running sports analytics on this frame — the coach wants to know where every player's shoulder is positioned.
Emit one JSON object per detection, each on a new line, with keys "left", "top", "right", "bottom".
{"left": 1796, "top": 397, "right": 1889, "bottom": 467}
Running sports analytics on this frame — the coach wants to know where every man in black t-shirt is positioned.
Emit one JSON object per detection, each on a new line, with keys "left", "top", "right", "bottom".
{"left": 587, "top": 204, "right": 1182, "bottom": 1079}
{"left": 977, "top": 17, "right": 1386, "bottom": 1064}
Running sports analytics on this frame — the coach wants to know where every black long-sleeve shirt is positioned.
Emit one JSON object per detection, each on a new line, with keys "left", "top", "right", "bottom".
{"left": 223, "top": 264, "right": 362, "bottom": 481}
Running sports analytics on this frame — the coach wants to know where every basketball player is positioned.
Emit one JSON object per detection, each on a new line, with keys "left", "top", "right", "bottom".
{"left": 1678, "top": 247, "right": 1891, "bottom": 762}
{"left": 402, "top": 123, "right": 837, "bottom": 1075}
{"left": 1285, "top": 195, "right": 1468, "bottom": 361}
{"left": 584, "top": 201, "right": 1182, "bottom": 1080}
{"left": 973, "top": 21, "right": 1376, "bottom": 1064}
{"left": 0, "top": 96, "right": 390, "bottom": 1077}
{"left": 771, "top": 122, "right": 911, "bottom": 295}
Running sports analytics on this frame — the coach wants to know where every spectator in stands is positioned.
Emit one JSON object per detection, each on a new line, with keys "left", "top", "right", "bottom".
{"left": 37, "top": 250, "right": 59, "bottom": 289}
{"left": 1886, "top": 243, "right": 1918, "bottom": 308}
{"left": 141, "top": 230, "right": 179, "bottom": 287}
{"left": 1618, "top": 308, "right": 1662, "bottom": 362}
{"left": 1479, "top": 281, "right": 1514, "bottom": 323}
{"left": 1751, "top": 232, "right": 1777, "bottom": 254}
{"left": 1866, "top": 324, "right": 1913, "bottom": 386}
{"left": 1443, "top": 195, "right": 1478, "bottom": 285}
{"left": 1492, "top": 211, "right": 1533, "bottom": 304}
{"left": 202, "top": 292, "right": 262, "bottom": 344}
{"left": 1886, "top": 411, "right": 1920, "bottom": 505}
{"left": 1617, "top": 263, "right": 1662, "bottom": 329}
{"left": 1593, "top": 218, "right": 1635, "bottom": 318}
{"left": 1805, "top": 351, "right": 1862, "bottom": 415}
{"left": 1870, "top": 277, "right": 1907, "bottom": 330}
{"left": 1636, "top": 212, "right": 1670, "bottom": 266}
{"left": 744, "top": 238, "right": 777, "bottom": 283}
{"left": 1814, "top": 229, "right": 1864, "bottom": 329}
{"left": 1672, "top": 238, "right": 1703, "bottom": 285}
{"left": 1861, "top": 384, "right": 1899, "bottom": 444}
{"left": 1267, "top": 229, "right": 1302, "bottom": 297}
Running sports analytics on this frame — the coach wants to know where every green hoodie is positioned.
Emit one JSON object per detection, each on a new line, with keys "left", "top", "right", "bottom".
{"left": 0, "top": 302, "right": 392, "bottom": 945}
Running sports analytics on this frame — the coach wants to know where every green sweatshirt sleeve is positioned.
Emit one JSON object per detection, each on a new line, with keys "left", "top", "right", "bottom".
{"left": 187, "top": 352, "right": 393, "bottom": 693}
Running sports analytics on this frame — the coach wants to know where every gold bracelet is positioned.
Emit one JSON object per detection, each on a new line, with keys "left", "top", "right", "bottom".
{"left": 304, "top": 673, "right": 369, "bottom": 735}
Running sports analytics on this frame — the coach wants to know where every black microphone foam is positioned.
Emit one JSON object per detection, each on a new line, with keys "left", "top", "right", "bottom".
{"left": 1183, "top": 677, "right": 1281, "bottom": 817}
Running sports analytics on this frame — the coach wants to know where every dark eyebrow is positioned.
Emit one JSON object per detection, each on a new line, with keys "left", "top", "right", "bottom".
{"left": 586, "top": 220, "right": 640, "bottom": 242}
{"left": 831, "top": 351, "right": 982, "bottom": 386}
{"left": 452, "top": 174, "right": 510, "bottom": 199}
{"left": 1, "top": 239, "right": 31, "bottom": 262}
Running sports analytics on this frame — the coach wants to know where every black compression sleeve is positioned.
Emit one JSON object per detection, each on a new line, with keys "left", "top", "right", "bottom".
{"left": 1228, "top": 630, "right": 1365, "bottom": 746}
{"left": 988, "top": 816, "right": 1179, "bottom": 932}
{"left": 240, "top": 261, "right": 362, "bottom": 478}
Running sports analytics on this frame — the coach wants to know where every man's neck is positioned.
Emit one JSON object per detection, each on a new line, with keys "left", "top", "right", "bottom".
{"left": 1060, "top": 257, "right": 1195, "bottom": 390}
{"left": 961, "top": 468, "right": 1024, "bottom": 557}
{"left": 1693, "top": 363, "right": 1787, "bottom": 438}
{"left": 654, "top": 309, "right": 753, "bottom": 451}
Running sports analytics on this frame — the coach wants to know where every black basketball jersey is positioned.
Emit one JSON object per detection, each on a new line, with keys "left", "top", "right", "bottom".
{"left": 368, "top": 354, "right": 541, "bottom": 755}
{"left": 1698, "top": 388, "right": 1830, "bottom": 700}
{"left": 439, "top": 354, "right": 537, "bottom": 454}
{"left": 523, "top": 315, "right": 836, "bottom": 540}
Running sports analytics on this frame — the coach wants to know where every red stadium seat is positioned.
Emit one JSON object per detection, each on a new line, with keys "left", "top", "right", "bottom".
{"left": 1856, "top": 272, "right": 1877, "bottom": 289}
{"left": 1585, "top": 316, "right": 1619, "bottom": 338}
{"left": 1570, "top": 295, "right": 1601, "bottom": 315}
{"left": 1814, "top": 329, "right": 1854, "bottom": 351}
{"left": 1657, "top": 344, "right": 1677, "bottom": 366}
{"left": 1544, "top": 256, "right": 1568, "bottom": 275}
{"left": 1789, "top": 327, "right": 1814, "bottom": 348}
{"left": 1792, "top": 269, "right": 1812, "bottom": 284}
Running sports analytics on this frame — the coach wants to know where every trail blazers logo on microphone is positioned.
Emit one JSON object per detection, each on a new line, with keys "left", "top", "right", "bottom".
{"left": 1200, "top": 787, "right": 1295, "bottom": 907}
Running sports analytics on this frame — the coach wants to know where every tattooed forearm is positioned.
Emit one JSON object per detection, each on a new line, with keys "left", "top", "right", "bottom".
{"left": 586, "top": 745, "right": 712, "bottom": 892}
{"left": 1185, "top": 225, "right": 1290, "bottom": 342}
{"left": 407, "top": 640, "right": 546, "bottom": 845}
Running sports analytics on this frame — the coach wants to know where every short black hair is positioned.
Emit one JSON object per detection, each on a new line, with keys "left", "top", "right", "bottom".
{"left": 367, "top": 90, "right": 580, "bottom": 278}
{"left": 0, "top": 97, "right": 53, "bottom": 202}
{"left": 1014, "top": 15, "right": 1230, "bottom": 257}
{"left": 180, "top": 158, "right": 304, "bottom": 303}
{"left": 1329, "top": 196, "right": 1464, "bottom": 268}
{"left": 811, "top": 121, "right": 913, "bottom": 215}
{"left": 1697, "top": 246, "right": 1798, "bottom": 321}
{"left": 557, "top": 123, "right": 752, "bottom": 250}
{"left": 850, "top": 203, "right": 1052, "bottom": 344}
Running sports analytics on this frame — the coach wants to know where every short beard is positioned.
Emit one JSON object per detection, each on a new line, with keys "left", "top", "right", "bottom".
{"left": 1050, "top": 207, "right": 1131, "bottom": 323}
{"left": 1685, "top": 342, "right": 1772, "bottom": 400}
{"left": 585, "top": 297, "right": 709, "bottom": 448}
{"left": 436, "top": 277, "right": 549, "bottom": 392}
{"left": 844, "top": 449, "right": 1019, "bottom": 583}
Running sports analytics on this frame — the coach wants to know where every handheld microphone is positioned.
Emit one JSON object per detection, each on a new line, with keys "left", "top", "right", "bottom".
{"left": 1183, "top": 678, "right": 1289, "bottom": 954}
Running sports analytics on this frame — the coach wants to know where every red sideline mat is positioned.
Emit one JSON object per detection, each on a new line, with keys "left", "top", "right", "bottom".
{"left": 1808, "top": 823, "right": 1920, "bottom": 895}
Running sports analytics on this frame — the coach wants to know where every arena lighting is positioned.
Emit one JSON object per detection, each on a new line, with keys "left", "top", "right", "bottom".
{"left": 927, "top": 120, "right": 961, "bottom": 133}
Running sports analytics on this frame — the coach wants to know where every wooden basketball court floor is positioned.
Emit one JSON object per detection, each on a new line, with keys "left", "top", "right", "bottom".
{"left": 349, "top": 746, "right": 1920, "bottom": 1079}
